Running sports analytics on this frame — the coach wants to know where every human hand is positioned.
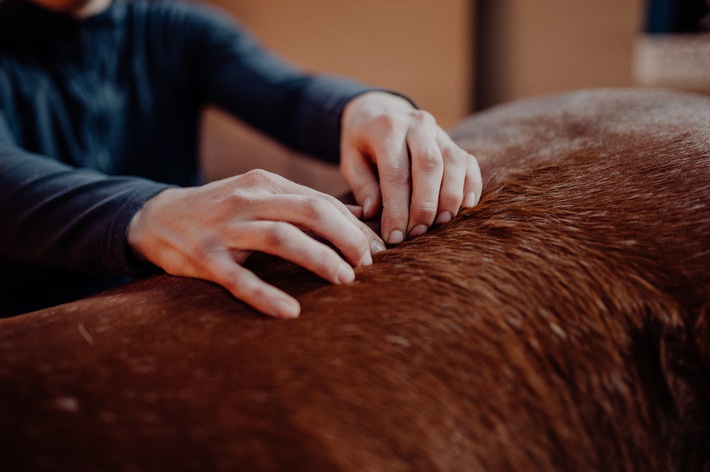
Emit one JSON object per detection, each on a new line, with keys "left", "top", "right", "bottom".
{"left": 340, "top": 92, "right": 482, "bottom": 244}
{"left": 127, "top": 170, "right": 385, "bottom": 319}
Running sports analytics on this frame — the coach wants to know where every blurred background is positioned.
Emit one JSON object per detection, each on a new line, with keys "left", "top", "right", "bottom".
{"left": 198, "top": 0, "right": 710, "bottom": 195}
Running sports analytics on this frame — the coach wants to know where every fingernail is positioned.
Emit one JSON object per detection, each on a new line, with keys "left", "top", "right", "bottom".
{"left": 362, "top": 196, "right": 374, "bottom": 218}
{"left": 463, "top": 191, "right": 477, "bottom": 208}
{"left": 409, "top": 224, "right": 428, "bottom": 237}
{"left": 337, "top": 265, "right": 356, "bottom": 284}
{"left": 360, "top": 250, "right": 373, "bottom": 266}
{"left": 370, "top": 240, "right": 386, "bottom": 255}
{"left": 275, "top": 299, "right": 300, "bottom": 319}
{"left": 387, "top": 230, "right": 404, "bottom": 245}
{"left": 435, "top": 211, "right": 452, "bottom": 224}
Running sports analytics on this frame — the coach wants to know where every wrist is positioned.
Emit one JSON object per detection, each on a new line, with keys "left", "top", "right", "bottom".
{"left": 126, "top": 188, "right": 178, "bottom": 264}
{"left": 344, "top": 91, "right": 416, "bottom": 121}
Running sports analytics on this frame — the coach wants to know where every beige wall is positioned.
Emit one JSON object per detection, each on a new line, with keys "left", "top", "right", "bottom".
{"left": 200, "top": 0, "right": 474, "bottom": 194}
{"left": 199, "top": 1, "right": 653, "bottom": 194}
{"left": 476, "top": 0, "right": 645, "bottom": 108}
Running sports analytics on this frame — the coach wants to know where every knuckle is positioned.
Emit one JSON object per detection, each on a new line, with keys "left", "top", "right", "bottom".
{"left": 439, "top": 143, "right": 459, "bottom": 163}
{"left": 262, "top": 222, "right": 293, "bottom": 249}
{"left": 219, "top": 268, "right": 244, "bottom": 292}
{"left": 438, "top": 137, "right": 464, "bottom": 161}
{"left": 410, "top": 200, "right": 439, "bottom": 221}
{"left": 409, "top": 109, "right": 435, "bottom": 125}
{"left": 349, "top": 230, "right": 370, "bottom": 256}
{"left": 382, "top": 203, "right": 409, "bottom": 222}
{"left": 415, "top": 149, "right": 443, "bottom": 174}
{"left": 372, "top": 113, "right": 398, "bottom": 133}
{"left": 225, "top": 188, "right": 256, "bottom": 207}
{"left": 300, "top": 196, "right": 329, "bottom": 221}
{"left": 243, "top": 283, "right": 271, "bottom": 303}
{"left": 242, "top": 168, "right": 274, "bottom": 186}
{"left": 223, "top": 273, "right": 265, "bottom": 303}
{"left": 188, "top": 246, "right": 220, "bottom": 274}
{"left": 381, "top": 160, "right": 411, "bottom": 185}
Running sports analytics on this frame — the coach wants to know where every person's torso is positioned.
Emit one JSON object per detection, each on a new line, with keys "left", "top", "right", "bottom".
{"left": 0, "top": 0, "right": 204, "bottom": 186}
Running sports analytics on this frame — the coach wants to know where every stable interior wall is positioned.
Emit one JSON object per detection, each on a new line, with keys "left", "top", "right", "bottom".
{"left": 198, "top": 1, "right": 650, "bottom": 195}
{"left": 475, "top": 0, "right": 644, "bottom": 109}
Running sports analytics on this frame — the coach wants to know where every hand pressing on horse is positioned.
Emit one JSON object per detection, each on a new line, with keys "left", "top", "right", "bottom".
{"left": 127, "top": 169, "right": 384, "bottom": 319}
{"left": 340, "top": 92, "right": 483, "bottom": 244}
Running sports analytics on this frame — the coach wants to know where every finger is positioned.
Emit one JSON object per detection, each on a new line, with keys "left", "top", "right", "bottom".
{"left": 244, "top": 194, "right": 374, "bottom": 266}
{"left": 434, "top": 132, "right": 468, "bottom": 225}
{"left": 197, "top": 251, "right": 301, "bottom": 319}
{"left": 345, "top": 204, "right": 364, "bottom": 220}
{"left": 462, "top": 150, "right": 483, "bottom": 209}
{"left": 406, "top": 111, "right": 444, "bottom": 237}
{"left": 373, "top": 131, "right": 411, "bottom": 245}
{"left": 339, "top": 146, "right": 382, "bottom": 220}
{"left": 225, "top": 220, "right": 357, "bottom": 287}
{"left": 270, "top": 177, "right": 387, "bottom": 256}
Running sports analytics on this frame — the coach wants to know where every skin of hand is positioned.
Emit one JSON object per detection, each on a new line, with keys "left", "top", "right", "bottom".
{"left": 127, "top": 170, "right": 385, "bottom": 319}
{"left": 340, "top": 91, "right": 483, "bottom": 244}
{"left": 29, "top": 0, "right": 111, "bottom": 17}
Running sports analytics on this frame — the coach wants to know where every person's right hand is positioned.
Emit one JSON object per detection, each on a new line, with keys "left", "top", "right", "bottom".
{"left": 127, "top": 169, "right": 385, "bottom": 319}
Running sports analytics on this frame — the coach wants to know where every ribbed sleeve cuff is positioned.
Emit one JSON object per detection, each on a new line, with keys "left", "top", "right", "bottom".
{"left": 106, "top": 180, "right": 174, "bottom": 275}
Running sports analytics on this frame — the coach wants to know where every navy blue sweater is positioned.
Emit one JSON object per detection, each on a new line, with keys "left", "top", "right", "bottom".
{"left": 0, "top": 0, "right": 371, "bottom": 315}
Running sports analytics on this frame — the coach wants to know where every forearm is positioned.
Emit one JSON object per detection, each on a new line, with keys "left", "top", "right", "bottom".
{"left": 0, "top": 146, "right": 170, "bottom": 274}
{"left": 205, "top": 54, "right": 371, "bottom": 162}
{"left": 183, "top": 3, "right": 372, "bottom": 161}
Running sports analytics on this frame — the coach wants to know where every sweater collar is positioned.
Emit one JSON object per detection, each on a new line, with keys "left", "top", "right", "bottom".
{"left": 0, "top": 0, "right": 124, "bottom": 41}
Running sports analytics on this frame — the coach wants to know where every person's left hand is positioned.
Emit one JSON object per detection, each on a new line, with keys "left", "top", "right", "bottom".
{"left": 340, "top": 91, "right": 482, "bottom": 244}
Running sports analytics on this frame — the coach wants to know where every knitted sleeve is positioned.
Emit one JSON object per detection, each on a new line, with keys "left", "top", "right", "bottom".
{"left": 157, "top": 1, "right": 374, "bottom": 163}
{"left": 0, "top": 110, "right": 170, "bottom": 274}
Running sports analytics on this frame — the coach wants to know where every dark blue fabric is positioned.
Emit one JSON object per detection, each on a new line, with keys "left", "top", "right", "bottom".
{"left": 0, "top": 0, "right": 372, "bottom": 316}
{"left": 643, "top": 0, "right": 710, "bottom": 33}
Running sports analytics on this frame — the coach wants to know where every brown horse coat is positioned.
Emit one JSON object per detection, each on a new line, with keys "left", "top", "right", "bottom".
{"left": 0, "top": 88, "right": 708, "bottom": 471}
